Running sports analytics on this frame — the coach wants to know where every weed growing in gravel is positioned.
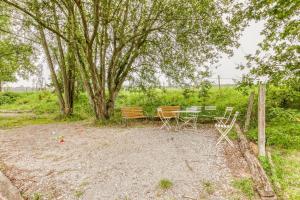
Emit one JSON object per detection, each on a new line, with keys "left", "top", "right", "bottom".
{"left": 232, "top": 178, "right": 254, "bottom": 200}
{"left": 202, "top": 181, "right": 215, "bottom": 195}
{"left": 159, "top": 179, "right": 173, "bottom": 190}
{"left": 32, "top": 193, "right": 43, "bottom": 200}
{"left": 74, "top": 190, "right": 84, "bottom": 198}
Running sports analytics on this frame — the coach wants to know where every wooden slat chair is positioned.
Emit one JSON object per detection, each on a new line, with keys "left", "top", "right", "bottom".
{"left": 157, "top": 106, "right": 180, "bottom": 130}
{"left": 121, "top": 107, "right": 147, "bottom": 125}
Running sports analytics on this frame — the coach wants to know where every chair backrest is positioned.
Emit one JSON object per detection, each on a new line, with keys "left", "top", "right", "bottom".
{"left": 121, "top": 107, "right": 145, "bottom": 118}
{"left": 223, "top": 107, "right": 234, "bottom": 124}
{"left": 205, "top": 105, "right": 216, "bottom": 111}
{"left": 157, "top": 106, "right": 180, "bottom": 118}
{"left": 187, "top": 106, "right": 202, "bottom": 112}
{"left": 228, "top": 111, "right": 239, "bottom": 129}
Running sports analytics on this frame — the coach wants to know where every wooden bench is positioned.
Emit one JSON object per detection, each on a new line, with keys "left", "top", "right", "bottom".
{"left": 157, "top": 106, "right": 180, "bottom": 118}
{"left": 121, "top": 107, "right": 147, "bottom": 122}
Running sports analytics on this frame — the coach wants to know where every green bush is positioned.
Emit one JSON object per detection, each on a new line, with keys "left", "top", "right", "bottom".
{"left": 247, "top": 121, "right": 300, "bottom": 150}
{"left": 0, "top": 92, "right": 20, "bottom": 105}
{"left": 116, "top": 87, "right": 249, "bottom": 118}
{"left": 266, "top": 86, "right": 300, "bottom": 109}
{"left": 267, "top": 107, "right": 299, "bottom": 122}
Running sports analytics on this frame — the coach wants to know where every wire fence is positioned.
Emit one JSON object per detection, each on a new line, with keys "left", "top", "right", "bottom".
{"left": 2, "top": 75, "right": 243, "bottom": 92}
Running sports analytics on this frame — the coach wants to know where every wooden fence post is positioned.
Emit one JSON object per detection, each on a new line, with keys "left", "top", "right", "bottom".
{"left": 258, "top": 83, "right": 266, "bottom": 157}
{"left": 244, "top": 91, "right": 255, "bottom": 133}
{"left": 218, "top": 75, "right": 221, "bottom": 90}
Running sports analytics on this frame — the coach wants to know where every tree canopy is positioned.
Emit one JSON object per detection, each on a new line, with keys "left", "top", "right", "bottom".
{"left": 3, "top": 0, "right": 246, "bottom": 118}
{"left": 241, "top": 0, "right": 300, "bottom": 89}
{"left": 0, "top": 2, "right": 34, "bottom": 90}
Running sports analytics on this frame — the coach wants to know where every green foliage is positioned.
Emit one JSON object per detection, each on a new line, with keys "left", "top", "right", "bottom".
{"left": 73, "top": 93, "right": 94, "bottom": 118}
{"left": 241, "top": 0, "right": 300, "bottom": 86}
{"left": 259, "top": 156, "right": 271, "bottom": 176}
{"left": 232, "top": 178, "right": 255, "bottom": 200}
{"left": 0, "top": 39, "right": 35, "bottom": 84}
{"left": 270, "top": 150, "right": 300, "bottom": 199}
{"left": 247, "top": 121, "right": 300, "bottom": 150}
{"left": 247, "top": 106, "right": 300, "bottom": 150}
{"left": 266, "top": 86, "right": 300, "bottom": 109}
{"left": 0, "top": 91, "right": 58, "bottom": 114}
{"left": 2, "top": 0, "right": 247, "bottom": 119}
{"left": 0, "top": 116, "right": 54, "bottom": 129}
{"left": 267, "top": 107, "right": 299, "bottom": 122}
{"left": 198, "top": 80, "right": 212, "bottom": 99}
{"left": 158, "top": 179, "right": 173, "bottom": 190}
{"left": 117, "top": 87, "right": 248, "bottom": 118}
{"left": 0, "top": 92, "right": 19, "bottom": 105}
{"left": 202, "top": 181, "right": 215, "bottom": 195}
{"left": 74, "top": 190, "right": 84, "bottom": 199}
{"left": 0, "top": 4, "right": 34, "bottom": 89}
{"left": 31, "top": 192, "right": 43, "bottom": 200}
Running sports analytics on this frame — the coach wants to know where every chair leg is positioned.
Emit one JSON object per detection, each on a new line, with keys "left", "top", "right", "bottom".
{"left": 216, "top": 131, "right": 234, "bottom": 147}
{"left": 160, "top": 118, "right": 171, "bottom": 130}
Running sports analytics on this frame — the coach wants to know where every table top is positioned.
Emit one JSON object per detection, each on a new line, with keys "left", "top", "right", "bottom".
{"left": 172, "top": 110, "right": 201, "bottom": 113}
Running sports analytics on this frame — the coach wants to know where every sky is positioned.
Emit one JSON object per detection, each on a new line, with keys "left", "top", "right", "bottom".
{"left": 7, "top": 21, "right": 265, "bottom": 87}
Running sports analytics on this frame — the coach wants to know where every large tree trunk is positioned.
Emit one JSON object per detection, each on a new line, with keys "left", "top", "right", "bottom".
{"left": 53, "top": 4, "right": 74, "bottom": 116}
{"left": 38, "top": 27, "right": 66, "bottom": 115}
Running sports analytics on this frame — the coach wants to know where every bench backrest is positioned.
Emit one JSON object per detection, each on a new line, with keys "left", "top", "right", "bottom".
{"left": 157, "top": 106, "right": 180, "bottom": 118}
{"left": 121, "top": 107, "right": 145, "bottom": 119}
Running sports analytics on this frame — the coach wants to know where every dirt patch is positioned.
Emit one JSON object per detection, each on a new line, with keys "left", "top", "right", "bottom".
{"left": 0, "top": 123, "right": 251, "bottom": 200}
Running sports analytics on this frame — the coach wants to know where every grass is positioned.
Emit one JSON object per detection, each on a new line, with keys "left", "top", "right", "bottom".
{"left": 74, "top": 190, "right": 84, "bottom": 199}
{"left": 0, "top": 115, "right": 55, "bottom": 129}
{"left": 32, "top": 193, "right": 43, "bottom": 200}
{"left": 0, "top": 87, "right": 299, "bottom": 199}
{"left": 202, "top": 181, "right": 215, "bottom": 195}
{"left": 232, "top": 178, "right": 255, "bottom": 200}
{"left": 0, "top": 87, "right": 250, "bottom": 120}
{"left": 158, "top": 179, "right": 173, "bottom": 190}
{"left": 263, "top": 149, "right": 300, "bottom": 199}
{"left": 244, "top": 106, "right": 300, "bottom": 199}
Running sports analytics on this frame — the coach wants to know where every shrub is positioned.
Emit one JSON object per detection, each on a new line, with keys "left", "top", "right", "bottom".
{"left": 266, "top": 86, "right": 300, "bottom": 109}
{"left": 0, "top": 92, "right": 20, "bottom": 105}
{"left": 247, "top": 121, "right": 300, "bottom": 150}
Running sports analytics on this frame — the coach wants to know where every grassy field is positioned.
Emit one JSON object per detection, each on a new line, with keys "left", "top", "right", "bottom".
{"left": 0, "top": 87, "right": 250, "bottom": 119}
{"left": 0, "top": 86, "right": 299, "bottom": 199}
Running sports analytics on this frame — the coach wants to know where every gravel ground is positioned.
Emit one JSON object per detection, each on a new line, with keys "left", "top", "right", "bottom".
{"left": 0, "top": 123, "right": 251, "bottom": 200}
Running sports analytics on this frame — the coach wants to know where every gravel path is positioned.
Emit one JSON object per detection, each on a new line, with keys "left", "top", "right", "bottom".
{"left": 0, "top": 123, "right": 250, "bottom": 200}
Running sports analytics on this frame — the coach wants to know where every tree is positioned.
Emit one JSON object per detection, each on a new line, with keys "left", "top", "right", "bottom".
{"left": 3, "top": 0, "right": 246, "bottom": 119}
{"left": 1, "top": 0, "right": 77, "bottom": 115}
{"left": 240, "top": 0, "right": 300, "bottom": 89}
{"left": 0, "top": 3, "right": 34, "bottom": 91}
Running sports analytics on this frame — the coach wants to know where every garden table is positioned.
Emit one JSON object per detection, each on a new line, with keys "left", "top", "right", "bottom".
{"left": 172, "top": 110, "right": 201, "bottom": 130}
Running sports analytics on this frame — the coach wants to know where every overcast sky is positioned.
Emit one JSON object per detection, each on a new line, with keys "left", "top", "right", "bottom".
{"left": 8, "top": 21, "right": 264, "bottom": 87}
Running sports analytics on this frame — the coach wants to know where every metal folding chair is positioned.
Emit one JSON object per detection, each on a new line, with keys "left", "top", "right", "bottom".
{"left": 202, "top": 105, "right": 217, "bottom": 118}
{"left": 180, "top": 106, "right": 201, "bottom": 130}
{"left": 215, "top": 111, "right": 239, "bottom": 147}
{"left": 214, "top": 107, "right": 233, "bottom": 125}
{"left": 157, "top": 108, "right": 172, "bottom": 130}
